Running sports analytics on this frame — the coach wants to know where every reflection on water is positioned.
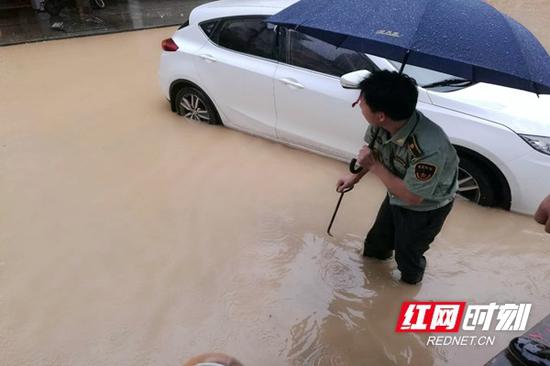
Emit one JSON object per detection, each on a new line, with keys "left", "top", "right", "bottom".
{"left": 247, "top": 212, "right": 433, "bottom": 365}
{"left": 1, "top": 2, "right": 550, "bottom": 365}
{"left": 278, "top": 235, "right": 431, "bottom": 365}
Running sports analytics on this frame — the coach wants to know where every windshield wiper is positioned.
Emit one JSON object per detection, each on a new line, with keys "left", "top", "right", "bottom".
{"left": 421, "top": 78, "right": 474, "bottom": 89}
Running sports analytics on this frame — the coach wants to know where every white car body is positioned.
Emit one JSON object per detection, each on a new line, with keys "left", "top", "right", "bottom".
{"left": 159, "top": 0, "right": 550, "bottom": 215}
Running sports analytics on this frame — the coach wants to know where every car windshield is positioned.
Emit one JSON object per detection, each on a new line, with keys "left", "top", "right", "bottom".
{"left": 388, "top": 60, "right": 474, "bottom": 92}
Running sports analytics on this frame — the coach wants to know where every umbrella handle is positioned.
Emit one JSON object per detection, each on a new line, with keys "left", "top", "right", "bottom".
{"left": 337, "top": 186, "right": 354, "bottom": 194}
{"left": 349, "top": 158, "right": 363, "bottom": 174}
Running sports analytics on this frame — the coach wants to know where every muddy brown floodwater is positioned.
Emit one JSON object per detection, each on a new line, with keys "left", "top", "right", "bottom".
{"left": 1, "top": 2, "right": 550, "bottom": 366}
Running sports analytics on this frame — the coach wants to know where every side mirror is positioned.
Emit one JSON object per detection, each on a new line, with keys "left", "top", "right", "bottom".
{"left": 340, "top": 70, "right": 370, "bottom": 89}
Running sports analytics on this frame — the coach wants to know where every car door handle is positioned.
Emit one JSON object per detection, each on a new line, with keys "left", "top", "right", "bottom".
{"left": 199, "top": 54, "right": 217, "bottom": 63}
{"left": 280, "top": 78, "right": 304, "bottom": 89}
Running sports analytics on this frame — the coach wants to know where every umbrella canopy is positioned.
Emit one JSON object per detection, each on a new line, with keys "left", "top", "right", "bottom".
{"left": 268, "top": 0, "right": 550, "bottom": 94}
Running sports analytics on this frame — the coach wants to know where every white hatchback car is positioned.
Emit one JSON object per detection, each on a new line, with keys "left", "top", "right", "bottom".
{"left": 158, "top": 0, "right": 550, "bottom": 214}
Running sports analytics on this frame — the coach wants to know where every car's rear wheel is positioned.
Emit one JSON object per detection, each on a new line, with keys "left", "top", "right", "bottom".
{"left": 174, "top": 87, "right": 220, "bottom": 125}
{"left": 457, "top": 155, "right": 496, "bottom": 206}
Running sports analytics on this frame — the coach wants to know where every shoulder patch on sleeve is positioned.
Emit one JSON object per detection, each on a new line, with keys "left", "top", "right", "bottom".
{"left": 414, "top": 163, "right": 437, "bottom": 181}
{"left": 407, "top": 135, "right": 423, "bottom": 158}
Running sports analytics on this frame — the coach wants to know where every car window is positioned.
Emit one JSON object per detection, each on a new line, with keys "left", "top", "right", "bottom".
{"left": 200, "top": 20, "right": 217, "bottom": 37}
{"left": 214, "top": 17, "right": 277, "bottom": 61}
{"left": 288, "top": 29, "right": 376, "bottom": 77}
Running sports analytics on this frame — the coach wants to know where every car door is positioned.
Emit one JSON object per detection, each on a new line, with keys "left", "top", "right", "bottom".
{"left": 194, "top": 16, "right": 279, "bottom": 139}
{"left": 274, "top": 29, "right": 379, "bottom": 160}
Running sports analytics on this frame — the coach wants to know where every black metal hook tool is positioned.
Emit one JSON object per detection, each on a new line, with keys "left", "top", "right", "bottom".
{"left": 327, "top": 186, "right": 353, "bottom": 237}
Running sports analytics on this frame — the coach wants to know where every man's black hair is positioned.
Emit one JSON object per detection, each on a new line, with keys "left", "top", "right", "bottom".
{"left": 359, "top": 70, "right": 418, "bottom": 121}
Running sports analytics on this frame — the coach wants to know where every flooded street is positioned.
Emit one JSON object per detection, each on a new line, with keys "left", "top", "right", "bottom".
{"left": 1, "top": 2, "right": 550, "bottom": 365}
{"left": 486, "top": 0, "right": 550, "bottom": 51}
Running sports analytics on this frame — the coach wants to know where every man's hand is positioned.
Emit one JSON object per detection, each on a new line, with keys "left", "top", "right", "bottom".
{"left": 534, "top": 194, "right": 550, "bottom": 233}
{"left": 357, "top": 145, "right": 378, "bottom": 170}
{"left": 336, "top": 174, "right": 358, "bottom": 193}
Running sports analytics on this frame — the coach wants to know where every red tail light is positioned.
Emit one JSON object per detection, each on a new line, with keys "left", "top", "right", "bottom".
{"left": 162, "top": 38, "right": 179, "bottom": 52}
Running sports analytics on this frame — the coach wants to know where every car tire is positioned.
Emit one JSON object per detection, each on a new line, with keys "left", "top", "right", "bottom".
{"left": 174, "top": 87, "right": 221, "bottom": 125}
{"left": 457, "top": 155, "right": 497, "bottom": 206}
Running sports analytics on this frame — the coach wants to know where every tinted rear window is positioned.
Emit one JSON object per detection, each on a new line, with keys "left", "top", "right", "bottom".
{"left": 214, "top": 17, "right": 277, "bottom": 61}
{"left": 288, "top": 29, "right": 376, "bottom": 77}
{"left": 200, "top": 20, "right": 217, "bottom": 37}
{"left": 178, "top": 20, "right": 189, "bottom": 30}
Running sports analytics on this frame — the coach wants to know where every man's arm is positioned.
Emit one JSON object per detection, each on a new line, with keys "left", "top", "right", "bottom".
{"left": 370, "top": 163, "right": 423, "bottom": 205}
{"left": 356, "top": 145, "right": 423, "bottom": 204}
{"left": 336, "top": 168, "right": 368, "bottom": 192}
{"left": 534, "top": 194, "right": 550, "bottom": 233}
{"left": 353, "top": 168, "right": 369, "bottom": 182}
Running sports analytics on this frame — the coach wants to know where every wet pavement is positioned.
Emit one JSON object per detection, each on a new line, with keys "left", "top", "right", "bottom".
{"left": 486, "top": 0, "right": 550, "bottom": 51}
{"left": 1, "top": 2, "right": 550, "bottom": 366}
{"left": 0, "top": 0, "right": 210, "bottom": 46}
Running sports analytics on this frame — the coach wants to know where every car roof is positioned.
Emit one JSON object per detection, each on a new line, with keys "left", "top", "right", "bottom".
{"left": 189, "top": 0, "right": 298, "bottom": 24}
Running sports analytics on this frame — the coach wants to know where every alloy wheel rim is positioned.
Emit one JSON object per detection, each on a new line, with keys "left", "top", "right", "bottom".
{"left": 457, "top": 167, "right": 481, "bottom": 203}
{"left": 180, "top": 93, "right": 210, "bottom": 122}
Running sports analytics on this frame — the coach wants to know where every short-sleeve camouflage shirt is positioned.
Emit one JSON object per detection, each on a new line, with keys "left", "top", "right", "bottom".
{"left": 364, "top": 111, "right": 458, "bottom": 211}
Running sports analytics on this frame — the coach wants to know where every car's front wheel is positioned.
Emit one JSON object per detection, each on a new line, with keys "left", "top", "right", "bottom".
{"left": 457, "top": 155, "right": 497, "bottom": 206}
{"left": 174, "top": 86, "right": 220, "bottom": 125}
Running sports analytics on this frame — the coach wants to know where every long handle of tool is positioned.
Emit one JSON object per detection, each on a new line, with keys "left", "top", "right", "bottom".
{"left": 327, "top": 186, "right": 353, "bottom": 237}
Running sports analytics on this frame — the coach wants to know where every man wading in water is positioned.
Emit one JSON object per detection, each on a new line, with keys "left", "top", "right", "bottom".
{"left": 337, "top": 70, "right": 459, "bottom": 284}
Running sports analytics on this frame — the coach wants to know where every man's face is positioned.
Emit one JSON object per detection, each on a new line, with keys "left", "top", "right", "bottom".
{"left": 359, "top": 97, "right": 385, "bottom": 126}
